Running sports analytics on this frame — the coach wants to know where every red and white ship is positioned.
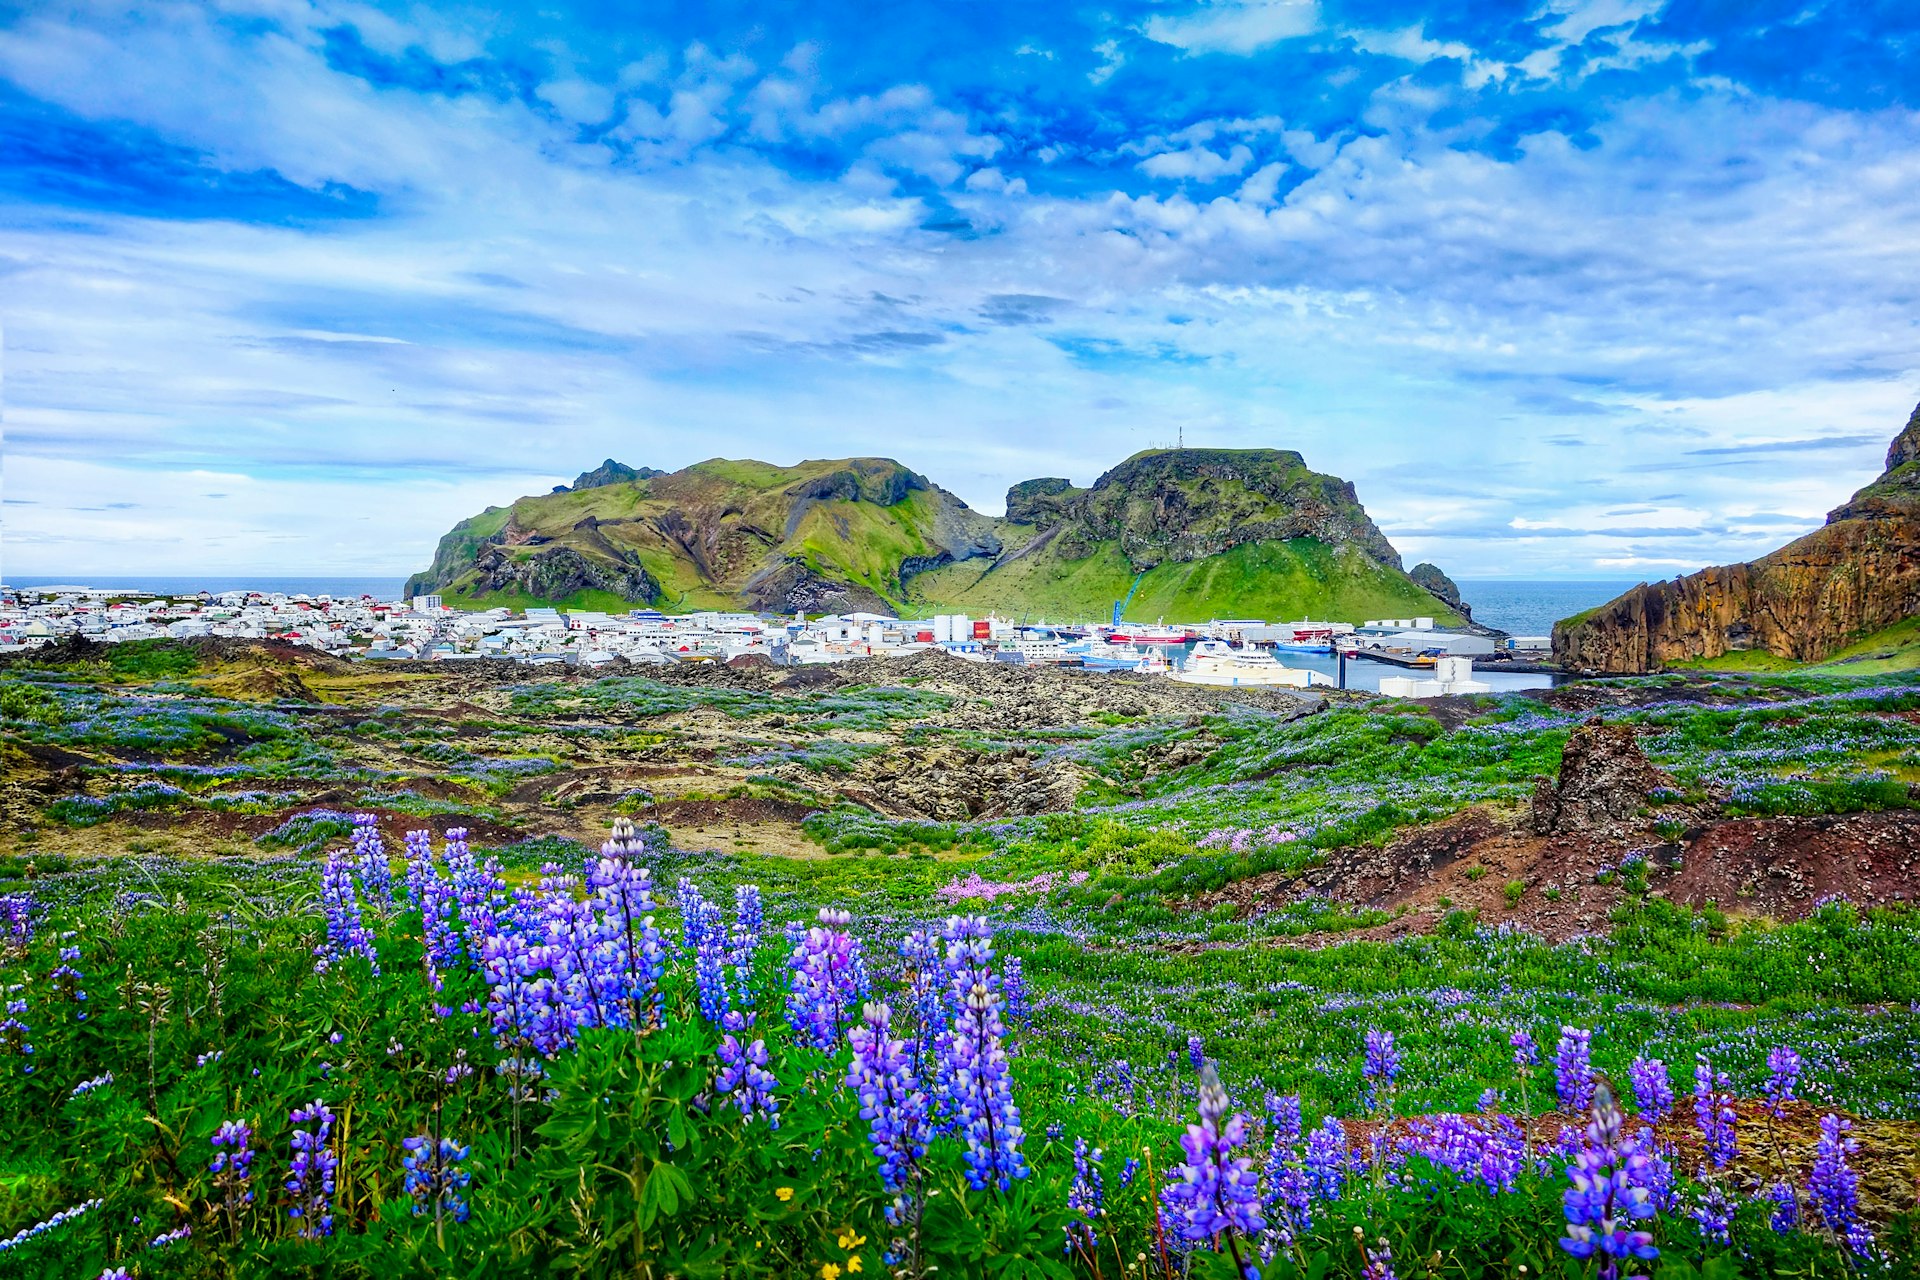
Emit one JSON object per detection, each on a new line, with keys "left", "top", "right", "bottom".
{"left": 1107, "top": 625, "right": 1195, "bottom": 646}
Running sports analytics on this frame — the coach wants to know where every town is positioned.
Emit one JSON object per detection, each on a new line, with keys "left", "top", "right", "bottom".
{"left": 0, "top": 582, "right": 1555, "bottom": 697}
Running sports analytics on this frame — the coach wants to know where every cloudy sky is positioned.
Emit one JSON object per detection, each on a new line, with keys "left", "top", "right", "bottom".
{"left": 4, "top": 0, "right": 1918, "bottom": 581}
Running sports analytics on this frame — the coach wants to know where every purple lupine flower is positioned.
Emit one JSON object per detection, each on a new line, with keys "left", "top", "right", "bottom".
{"left": 210, "top": 1118, "right": 255, "bottom": 1224}
{"left": 898, "top": 929, "right": 946, "bottom": 1044}
{"left": 50, "top": 943, "right": 88, "bottom": 1021}
{"left": 402, "top": 1134, "right": 472, "bottom": 1226}
{"left": 1160, "top": 1063, "right": 1264, "bottom": 1267}
{"left": 147, "top": 1224, "right": 192, "bottom": 1249}
{"left": 286, "top": 1100, "right": 338, "bottom": 1239}
{"left": 1002, "top": 957, "right": 1030, "bottom": 1025}
{"left": 542, "top": 872, "right": 615, "bottom": 1046}
{"left": 0, "top": 1199, "right": 101, "bottom": 1252}
{"left": 1064, "top": 1137, "right": 1105, "bottom": 1256}
{"left": 1689, "top": 1183, "right": 1733, "bottom": 1246}
{"left": 1361, "top": 1238, "right": 1397, "bottom": 1280}
{"left": 1, "top": 990, "right": 32, "bottom": 1076}
{"left": 1764, "top": 1046, "right": 1801, "bottom": 1118}
{"left": 676, "top": 877, "right": 707, "bottom": 953}
{"left": 403, "top": 827, "right": 434, "bottom": 913}
{"left": 479, "top": 928, "right": 551, "bottom": 1054}
{"left": 1809, "top": 1114, "right": 1871, "bottom": 1255}
{"left": 1557, "top": 1084, "right": 1659, "bottom": 1280}
{"left": 1187, "top": 1033, "right": 1205, "bottom": 1071}
{"left": 1692, "top": 1056, "right": 1737, "bottom": 1168}
{"left": 1511, "top": 1029, "right": 1539, "bottom": 1068}
{"left": 69, "top": 1071, "right": 112, "bottom": 1097}
{"left": 1120, "top": 1158, "right": 1139, "bottom": 1189}
{"left": 1260, "top": 1097, "right": 1311, "bottom": 1253}
{"left": 0, "top": 893, "right": 34, "bottom": 955}
{"left": 846, "top": 1001, "right": 928, "bottom": 1191}
{"left": 1362, "top": 1028, "right": 1401, "bottom": 1115}
{"left": 1555, "top": 1027, "right": 1595, "bottom": 1113}
{"left": 1305, "top": 1116, "right": 1348, "bottom": 1201}
{"left": 786, "top": 908, "right": 864, "bottom": 1051}
{"left": 600, "top": 815, "right": 651, "bottom": 861}
{"left": 715, "top": 1010, "right": 779, "bottom": 1128}
{"left": 935, "top": 915, "right": 1028, "bottom": 1192}
{"left": 1764, "top": 1182, "right": 1799, "bottom": 1233}
{"left": 314, "top": 848, "right": 379, "bottom": 976}
{"left": 443, "top": 828, "right": 501, "bottom": 943}
{"left": 404, "top": 830, "right": 462, "bottom": 983}
{"left": 1627, "top": 1057, "right": 1672, "bottom": 1123}
{"left": 693, "top": 899, "right": 731, "bottom": 1025}
{"left": 96, "top": 1269, "right": 131, "bottom": 1280}
{"left": 351, "top": 813, "right": 392, "bottom": 914}
{"left": 1400, "top": 1112, "right": 1527, "bottom": 1195}
{"left": 1266, "top": 1094, "right": 1303, "bottom": 1149}
{"left": 588, "top": 855, "right": 667, "bottom": 1031}
{"left": 731, "top": 884, "right": 764, "bottom": 967}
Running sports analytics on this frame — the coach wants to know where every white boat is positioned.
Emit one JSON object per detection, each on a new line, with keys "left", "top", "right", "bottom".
{"left": 995, "top": 635, "right": 1076, "bottom": 665}
{"left": 1169, "top": 639, "right": 1329, "bottom": 688}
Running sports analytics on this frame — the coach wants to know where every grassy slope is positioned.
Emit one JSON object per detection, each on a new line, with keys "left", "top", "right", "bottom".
{"left": 440, "top": 459, "right": 952, "bottom": 612}
{"left": 433, "top": 456, "right": 1460, "bottom": 624}
{"left": 912, "top": 537, "right": 1459, "bottom": 624}
{"left": 1678, "top": 615, "right": 1920, "bottom": 675}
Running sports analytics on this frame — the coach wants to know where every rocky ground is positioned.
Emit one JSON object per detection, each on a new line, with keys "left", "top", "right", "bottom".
{"left": 6, "top": 638, "right": 1919, "bottom": 945}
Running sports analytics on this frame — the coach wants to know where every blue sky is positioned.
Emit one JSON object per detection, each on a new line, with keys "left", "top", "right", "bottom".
{"left": 3, "top": 0, "right": 1919, "bottom": 581}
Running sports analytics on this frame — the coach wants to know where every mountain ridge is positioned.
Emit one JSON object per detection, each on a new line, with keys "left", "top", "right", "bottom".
{"left": 406, "top": 447, "right": 1469, "bottom": 624}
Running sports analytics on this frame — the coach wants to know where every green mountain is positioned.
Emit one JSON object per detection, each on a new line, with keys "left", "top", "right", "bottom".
{"left": 406, "top": 448, "right": 1466, "bottom": 624}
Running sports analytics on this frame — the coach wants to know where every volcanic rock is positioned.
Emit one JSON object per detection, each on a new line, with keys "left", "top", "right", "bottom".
{"left": 1531, "top": 718, "right": 1677, "bottom": 834}
{"left": 1554, "top": 403, "right": 1920, "bottom": 672}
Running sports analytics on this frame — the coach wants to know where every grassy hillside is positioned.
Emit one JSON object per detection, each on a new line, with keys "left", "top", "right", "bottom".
{"left": 1676, "top": 616, "right": 1920, "bottom": 676}
{"left": 914, "top": 537, "right": 1462, "bottom": 624}
{"left": 413, "top": 449, "right": 1467, "bottom": 624}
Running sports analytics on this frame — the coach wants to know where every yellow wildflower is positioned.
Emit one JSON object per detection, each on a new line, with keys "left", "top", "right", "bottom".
{"left": 837, "top": 1230, "right": 867, "bottom": 1250}
{"left": 775, "top": 1187, "right": 794, "bottom": 1202}
{"left": 847, "top": 1259, "right": 863, "bottom": 1274}
{"left": 821, "top": 1265, "right": 841, "bottom": 1280}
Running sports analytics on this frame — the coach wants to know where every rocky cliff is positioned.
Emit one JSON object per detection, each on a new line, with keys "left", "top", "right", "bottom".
{"left": 411, "top": 447, "right": 1470, "bottom": 621}
{"left": 1554, "top": 404, "right": 1920, "bottom": 672}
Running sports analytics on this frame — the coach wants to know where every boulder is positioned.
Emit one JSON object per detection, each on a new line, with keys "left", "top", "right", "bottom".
{"left": 1532, "top": 718, "right": 1677, "bottom": 834}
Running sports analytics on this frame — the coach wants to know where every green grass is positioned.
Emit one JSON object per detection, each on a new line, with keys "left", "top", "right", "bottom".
{"left": 444, "top": 585, "right": 640, "bottom": 614}
{"left": 915, "top": 537, "right": 1460, "bottom": 625}
{"left": 1677, "top": 616, "right": 1920, "bottom": 675}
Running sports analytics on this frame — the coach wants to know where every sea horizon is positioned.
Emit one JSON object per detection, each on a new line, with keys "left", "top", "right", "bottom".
{"left": 5, "top": 572, "right": 1647, "bottom": 637}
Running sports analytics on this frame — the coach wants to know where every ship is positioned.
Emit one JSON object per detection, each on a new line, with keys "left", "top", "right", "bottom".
{"left": 1168, "top": 639, "right": 1329, "bottom": 688}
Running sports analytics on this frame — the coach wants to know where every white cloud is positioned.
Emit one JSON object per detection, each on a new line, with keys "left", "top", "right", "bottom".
{"left": 1236, "top": 161, "right": 1288, "bottom": 203}
{"left": 1342, "top": 25, "right": 1475, "bottom": 65}
{"left": 1138, "top": 144, "right": 1255, "bottom": 181}
{"left": 1140, "top": 1, "right": 1321, "bottom": 56}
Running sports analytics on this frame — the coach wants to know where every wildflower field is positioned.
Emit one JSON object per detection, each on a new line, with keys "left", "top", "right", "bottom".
{"left": 2, "top": 642, "right": 1919, "bottom": 1277}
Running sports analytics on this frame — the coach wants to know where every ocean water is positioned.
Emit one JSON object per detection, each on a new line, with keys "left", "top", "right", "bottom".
{"left": 5, "top": 575, "right": 408, "bottom": 600}
{"left": 5, "top": 574, "right": 1647, "bottom": 637}
{"left": 1454, "top": 578, "right": 1644, "bottom": 639}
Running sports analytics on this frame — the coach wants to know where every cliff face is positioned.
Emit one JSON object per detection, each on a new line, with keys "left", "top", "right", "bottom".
{"left": 1050, "top": 448, "right": 1404, "bottom": 570}
{"left": 1554, "top": 404, "right": 1920, "bottom": 672}
{"left": 1409, "top": 563, "right": 1471, "bottom": 621}
{"left": 411, "top": 447, "right": 1470, "bottom": 621}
